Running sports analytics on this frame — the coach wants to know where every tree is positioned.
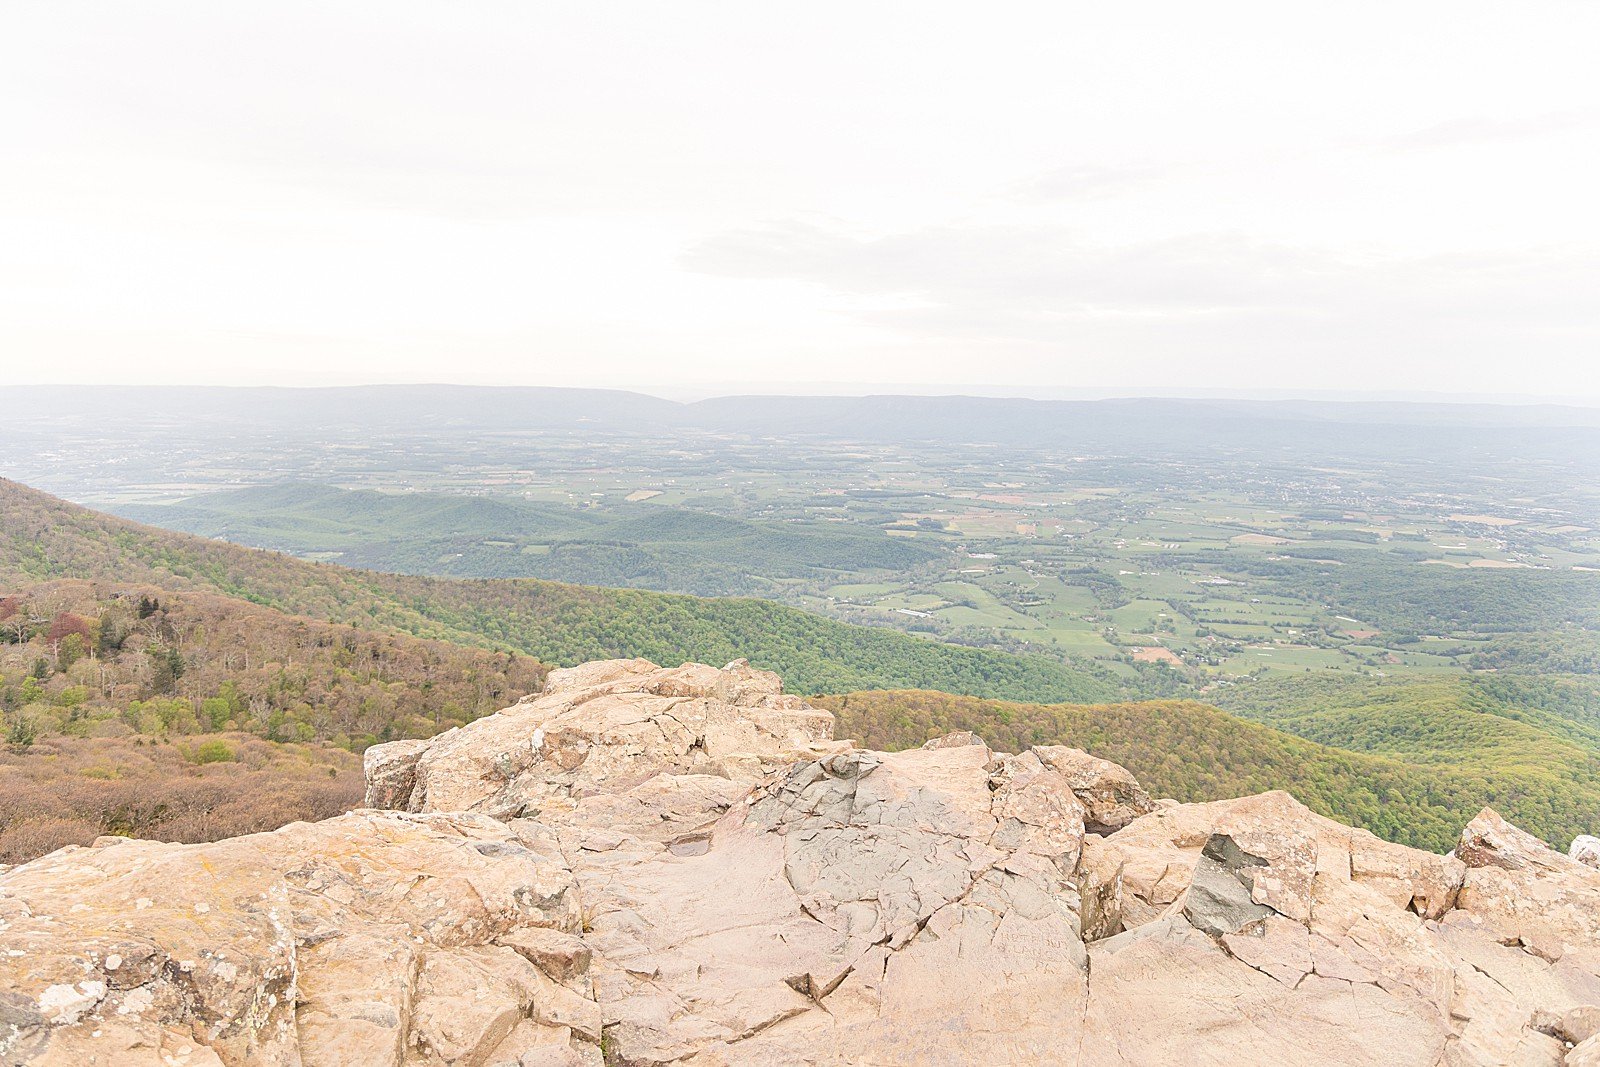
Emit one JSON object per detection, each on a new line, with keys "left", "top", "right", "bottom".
{"left": 6, "top": 713, "right": 38, "bottom": 750}
{"left": 148, "top": 644, "right": 186, "bottom": 695}
{"left": 57, "top": 633, "right": 87, "bottom": 672}
{"left": 192, "top": 739, "right": 235, "bottom": 764}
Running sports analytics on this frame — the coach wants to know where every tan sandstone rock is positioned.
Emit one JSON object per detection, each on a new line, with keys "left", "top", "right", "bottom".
{"left": 577, "top": 741, "right": 1093, "bottom": 1064}
{"left": 1450, "top": 807, "right": 1600, "bottom": 961}
{"left": 363, "top": 659, "right": 839, "bottom": 819}
{"left": 1089, "top": 789, "right": 1465, "bottom": 934}
{"left": 0, "top": 810, "right": 595, "bottom": 1066}
{"left": 9, "top": 658, "right": 1600, "bottom": 1066}
{"left": 1571, "top": 834, "right": 1600, "bottom": 869}
{"left": 1032, "top": 745, "right": 1157, "bottom": 832}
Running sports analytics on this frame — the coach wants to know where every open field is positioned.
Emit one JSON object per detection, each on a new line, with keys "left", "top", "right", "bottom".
{"left": 7, "top": 393, "right": 1599, "bottom": 691}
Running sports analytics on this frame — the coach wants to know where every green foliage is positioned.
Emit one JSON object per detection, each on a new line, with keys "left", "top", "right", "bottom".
{"left": 0, "top": 578, "right": 545, "bottom": 749}
{"left": 1468, "top": 632, "right": 1600, "bottom": 673}
{"left": 0, "top": 479, "right": 1118, "bottom": 705}
{"left": 1212, "top": 673, "right": 1600, "bottom": 759}
{"left": 6, "top": 714, "right": 38, "bottom": 751}
{"left": 201, "top": 696, "right": 232, "bottom": 731}
{"left": 120, "top": 482, "right": 942, "bottom": 596}
{"left": 190, "top": 739, "right": 235, "bottom": 764}
{"left": 818, "top": 689, "right": 1600, "bottom": 853}
{"left": 19, "top": 676, "right": 44, "bottom": 706}
{"left": 1204, "top": 672, "right": 1600, "bottom": 848}
{"left": 57, "top": 632, "right": 87, "bottom": 671}
{"left": 1180, "top": 551, "right": 1600, "bottom": 637}
{"left": 147, "top": 643, "right": 185, "bottom": 694}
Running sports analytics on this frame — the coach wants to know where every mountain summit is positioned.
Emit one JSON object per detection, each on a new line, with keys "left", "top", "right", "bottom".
{"left": 5, "top": 658, "right": 1600, "bottom": 1064}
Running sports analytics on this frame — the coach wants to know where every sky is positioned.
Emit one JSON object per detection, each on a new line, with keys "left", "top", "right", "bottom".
{"left": 3, "top": 2, "right": 1599, "bottom": 399}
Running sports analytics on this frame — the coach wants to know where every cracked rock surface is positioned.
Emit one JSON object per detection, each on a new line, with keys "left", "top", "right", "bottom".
{"left": 7, "top": 658, "right": 1600, "bottom": 1065}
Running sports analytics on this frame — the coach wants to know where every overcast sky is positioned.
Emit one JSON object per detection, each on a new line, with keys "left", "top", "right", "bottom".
{"left": 3, "top": 2, "right": 1598, "bottom": 399}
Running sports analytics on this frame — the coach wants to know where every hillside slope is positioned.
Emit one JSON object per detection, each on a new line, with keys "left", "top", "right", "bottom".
{"left": 1, "top": 578, "right": 545, "bottom": 745}
{"left": 0, "top": 732, "right": 361, "bottom": 864}
{"left": 0, "top": 577, "right": 545, "bottom": 863}
{"left": 816, "top": 689, "right": 1600, "bottom": 852}
{"left": 116, "top": 481, "right": 937, "bottom": 595}
{"left": 1212, "top": 673, "right": 1600, "bottom": 763}
{"left": 0, "top": 478, "right": 1115, "bottom": 702}
{"left": 7, "top": 655, "right": 1598, "bottom": 1066}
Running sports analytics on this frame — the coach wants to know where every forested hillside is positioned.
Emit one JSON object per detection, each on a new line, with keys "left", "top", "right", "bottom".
{"left": 818, "top": 689, "right": 1600, "bottom": 852}
{"left": 1211, "top": 672, "right": 1600, "bottom": 767}
{"left": 0, "top": 733, "right": 360, "bottom": 864}
{"left": 0, "top": 578, "right": 542, "bottom": 864}
{"left": 1174, "top": 550, "right": 1600, "bottom": 638}
{"left": 1466, "top": 632, "right": 1600, "bottom": 674}
{"left": 0, "top": 479, "right": 1116, "bottom": 703}
{"left": 11, "top": 476, "right": 1600, "bottom": 859}
{"left": 116, "top": 482, "right": 940, "bottom": 596}
{"left": 0, "top": 579, "right": 544, "bottom": 747}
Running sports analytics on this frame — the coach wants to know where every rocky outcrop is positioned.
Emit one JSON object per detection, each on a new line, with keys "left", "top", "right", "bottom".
{"left": 1449, "top": 807, "right": 1600, "bottom": 966}
{"left": 0, "top": 810, "right": 589, "bottom": 1066}
{"left": 363, "top": 658, "right": 839, "bottom": 820}
{"left": 1032, "top": 745, "right": 1156, "bottom": 832}
{"left": 1571, "top": 834, "right": 1600, "bottom": 869}
{"left": 574, "top": 742, "right": 1092, "bottom": 1063}
{"left": 7, "top": 658, "right": 1600, "bottom": 1065}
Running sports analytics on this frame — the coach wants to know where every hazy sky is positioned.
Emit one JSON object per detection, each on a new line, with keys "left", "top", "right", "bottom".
{"left": 4, "top": 2, "right": 1599, "bottom": 398}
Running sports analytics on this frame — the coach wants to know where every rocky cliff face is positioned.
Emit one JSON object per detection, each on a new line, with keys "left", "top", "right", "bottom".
{"left": 5, "top": 659, "right": 1600, "bottom": 1065}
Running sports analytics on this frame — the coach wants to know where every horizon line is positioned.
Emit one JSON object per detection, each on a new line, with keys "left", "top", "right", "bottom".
{"left": 2, "top": 380, "right": 1598, "bottom": 409}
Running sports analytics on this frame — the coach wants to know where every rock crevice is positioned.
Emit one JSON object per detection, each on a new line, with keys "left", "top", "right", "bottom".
{"left": 5, "top": 658, "right": 1600, "bottom": 1065}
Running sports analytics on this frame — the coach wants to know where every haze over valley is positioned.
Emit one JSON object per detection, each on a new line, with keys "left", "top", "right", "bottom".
{"left": 4, "top": 384, "right": 1600, "bottom": 863}
{"left": 7, "top": 3, "right": 1600, "bottom": 1062}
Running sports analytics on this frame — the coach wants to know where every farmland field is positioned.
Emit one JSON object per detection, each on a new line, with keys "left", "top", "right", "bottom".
{"left": 8, "top": 391, "right": 1600, "bottom": 694}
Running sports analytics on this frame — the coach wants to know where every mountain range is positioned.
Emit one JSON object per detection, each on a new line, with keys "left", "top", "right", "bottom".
{"left": 8, "top": 384, "right": 1600, "bottom": 460}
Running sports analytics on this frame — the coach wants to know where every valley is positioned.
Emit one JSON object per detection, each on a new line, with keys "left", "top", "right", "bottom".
{"left": 4, "top": 390, "right": 1600, "bottom": 863}
{"left": 10, "top": 388, "right": 1595, "bottom": 689}
{"left": 1, "top": 386, "right": 1598, "bottom": 865}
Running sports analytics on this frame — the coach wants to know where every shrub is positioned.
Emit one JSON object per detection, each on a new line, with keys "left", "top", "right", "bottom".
{"left": 6, "top": 714, "right": 37, "bottom": 750}
{"left": 0, "top": 732, "right": 363, "bottom": 864}
{"left": 192, "top": 739, "right": 236, "bottom": 764}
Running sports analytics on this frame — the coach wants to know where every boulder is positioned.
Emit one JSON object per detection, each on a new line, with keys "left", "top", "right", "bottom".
{"left": 362, "top": 659, "right": 839, "bottom": 817}
{"left": 1182, "top": 834, "right": 1275, "bottom": 937}
{"left": 1571, "top": 834, "right": 1600, "bottom": 869}
{"left": 1455, "top": 806, "right": 1582, "bottom": 874}
{"left": 9, "top": 658, "right": 1600, "bottom": 1065}
{"left": 919, "top": 729, "right": 988, "bottom": 750}
{"left": 1033, "top": 745, "right": 1157, "bottom": 832}
{"left": 0, "top": 810, "right": 597, "bottom": 1066}
{"left": 1090, "top": 790, "right": 1464, "bottom": 934}
{"left": 363, "top": 737, "right": 434, "bottom": 809}
{"left": 1450, "top": 807, "right": 1600, "bottom": 955}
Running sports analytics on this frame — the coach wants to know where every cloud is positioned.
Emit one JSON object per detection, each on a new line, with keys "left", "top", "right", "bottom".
{"left": 687, "top": 220, "right": 1357, "bottom": 311}
{"left": 682, "top": 219, "right": 1600, "bottom": 381}
{"left": 1379, "top": 110, "right": 1600, "bottom": 152}
{"left": 1009, "top": 163, "right": 1176, "bottom": 203}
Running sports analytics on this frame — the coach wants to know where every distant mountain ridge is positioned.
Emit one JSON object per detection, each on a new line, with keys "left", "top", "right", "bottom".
{"left": 8, "top": 386, "right": 1600, "bottom": 458}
